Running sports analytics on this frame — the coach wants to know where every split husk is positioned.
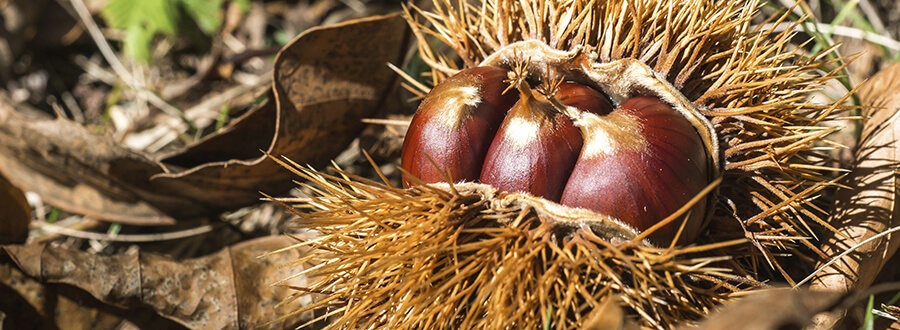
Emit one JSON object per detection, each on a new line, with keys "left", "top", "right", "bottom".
{"left": 271, "top": 159, "right": 751, "bottom": 329}
{"left": 273, "top": 0, "right": 858, "bottom": 328}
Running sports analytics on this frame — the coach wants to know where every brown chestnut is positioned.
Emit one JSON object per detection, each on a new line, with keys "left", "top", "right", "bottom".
{"left": 479, "top": 82, "right": 612, "bottom": 201}
{"left": 560, "top": 96, "right": 708, "bottom": 244}
{"left": 554, "top": 82, "right": 614, "bottom": 117}
{"left": 401, "top": 66, "right": 518, "bottom": 187}
{"left": 400, "top": 66, "right": 709, "bottom": 245}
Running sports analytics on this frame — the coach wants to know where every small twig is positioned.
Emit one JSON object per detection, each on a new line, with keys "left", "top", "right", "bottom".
{"left": 872, "top": 309, "right": 899, "bottom": 321}
{"left": 73, "top": 54, "right": 118, "bottom": 84}
{"left": 361, "top": 118, "right": 411, "bottom": 127}
{"left": 183, "top": 72, "right": 272, "bottom": 123}
{"left": 36, "top": 221, "right": 219, "bottom": 242}
{"left": 337, "top": 0, "right": 366, "bottom": 13}
{"left": 858, "top": 0, "right": 888, "bottom": 39}
{"left": 68, "top": 0, "right": 135, "bottom": 88}
{"left": 121, "top": 70, "right": 271, "bottom": 151}
{"left": 61, "top": 92, "right": 85, "bottom": 123}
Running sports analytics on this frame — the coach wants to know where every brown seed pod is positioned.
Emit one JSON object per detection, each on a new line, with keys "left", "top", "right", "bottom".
{"left": 478, "top": 88, "right": 583, "bottom": 202}
{"left": 400, "top": 66, "right": 518, "bottom": 187}
{"left": 561, "top": 96, "right": 708, "bottom": 244}
{"left": 478, "top": 78, "right": 612, "bottom": 202}
{"left": 276, "top": 0, "right": 856, "bottom": 328}
{"left": 402, "top": 43, "right": 718, "bottom": 246}
{"left": 406, "top": 69, "right": 708, "bottom": 245}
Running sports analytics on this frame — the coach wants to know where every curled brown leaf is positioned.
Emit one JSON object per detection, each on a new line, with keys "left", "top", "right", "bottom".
{"left": 0, "top": 13, "right": 409, "bottom": 224}
{"left": 810, "top": 61, "right": 900, "bottom": 329}
{"left": 152, "top": 13, "right": 410, "bottom": 213}
{"left": 0, "top": 100, "right": 180, "bottom": 225}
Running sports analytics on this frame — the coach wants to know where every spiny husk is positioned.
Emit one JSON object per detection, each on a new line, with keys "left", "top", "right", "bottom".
{"left": 406, "top": 0, "right": 856, "bottom": 281}
{"left": 274, "top": 0, "right": 858, "bottom": 328}
{"left": 271, "top": 157, "right": 757, "bottom": 329}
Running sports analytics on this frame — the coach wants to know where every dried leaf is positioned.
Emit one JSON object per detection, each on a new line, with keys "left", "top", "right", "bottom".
{"left": 0, "top": 251, "right": 180, "bottom": 329}
{"left": 152, "top": 13, "right": 410, "bottom": 211}
{"left": 0, "top": 101, "right": 181, "bottom": 225}
{"left": 0, "top": 235, "right": 314, "bottom": 329}
{"left": 687, "top": 288, "right": 844, "bottom": 330}
{"left": 0, "top": 13, "right": 409, "bottom": 224}
{"left": 0, "top": 174, "right": 29, "bottom": 244}
{"left": 810, "top": 61, "right": 900, "bottom": 328}
{"left": 0, "top": 258, "right": 54, "bottom": 327}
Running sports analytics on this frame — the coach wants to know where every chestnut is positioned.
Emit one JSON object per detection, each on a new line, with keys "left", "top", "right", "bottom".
{"left": 479, "top": 82, "right": 613, "bottom": 201}
{"left": 560, "top": 96, "right": 708, "bottom": 244}
{"left": 401, "top": 66, "right": 708, "bottom": 245}
{"left": 553, "top": 82, "right": 614, "bottom": 117}
{"left": 400, "top": 66, "right": 518, "bottom": 187}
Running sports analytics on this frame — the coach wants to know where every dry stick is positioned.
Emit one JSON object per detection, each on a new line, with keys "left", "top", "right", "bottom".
{"left": 127, "top": 81, "right": 265, "bottom": 148}
{"left": 360, "top": 118, "right": 412, "bottom": 127}
{"left": 337, "top": 0, "right": 366, "bottom": 13}
{"left": 36, "top": 221, "right": 218, "bottom": 242}
{"left": 69, "top": 0, "right": 193, "bottom": 128}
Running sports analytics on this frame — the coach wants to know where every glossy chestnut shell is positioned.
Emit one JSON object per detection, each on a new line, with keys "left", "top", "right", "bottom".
{"left": 560, "top": 96, "right": 708, "bottom": 243}
{"left": 401, "top": 66, "right": 518, "bottom": 186}
{"left": 479, "top": 82, "right": 613, "bottom": 201}
{"left": 401, "top": 66, "right": 709, "bottom": 245}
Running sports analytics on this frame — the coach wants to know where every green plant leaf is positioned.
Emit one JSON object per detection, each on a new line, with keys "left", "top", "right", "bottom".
{"left": 180, "top": 0, "right": 250, "bottom": 34}
{"left": 860, "top": 295, "right": 874, "bottom": 330}
{"left": 178, "top": 0, "right": 225, "bottom": 34}
{"left": 101, "top": 0, "right": 180, "bottom": 62}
